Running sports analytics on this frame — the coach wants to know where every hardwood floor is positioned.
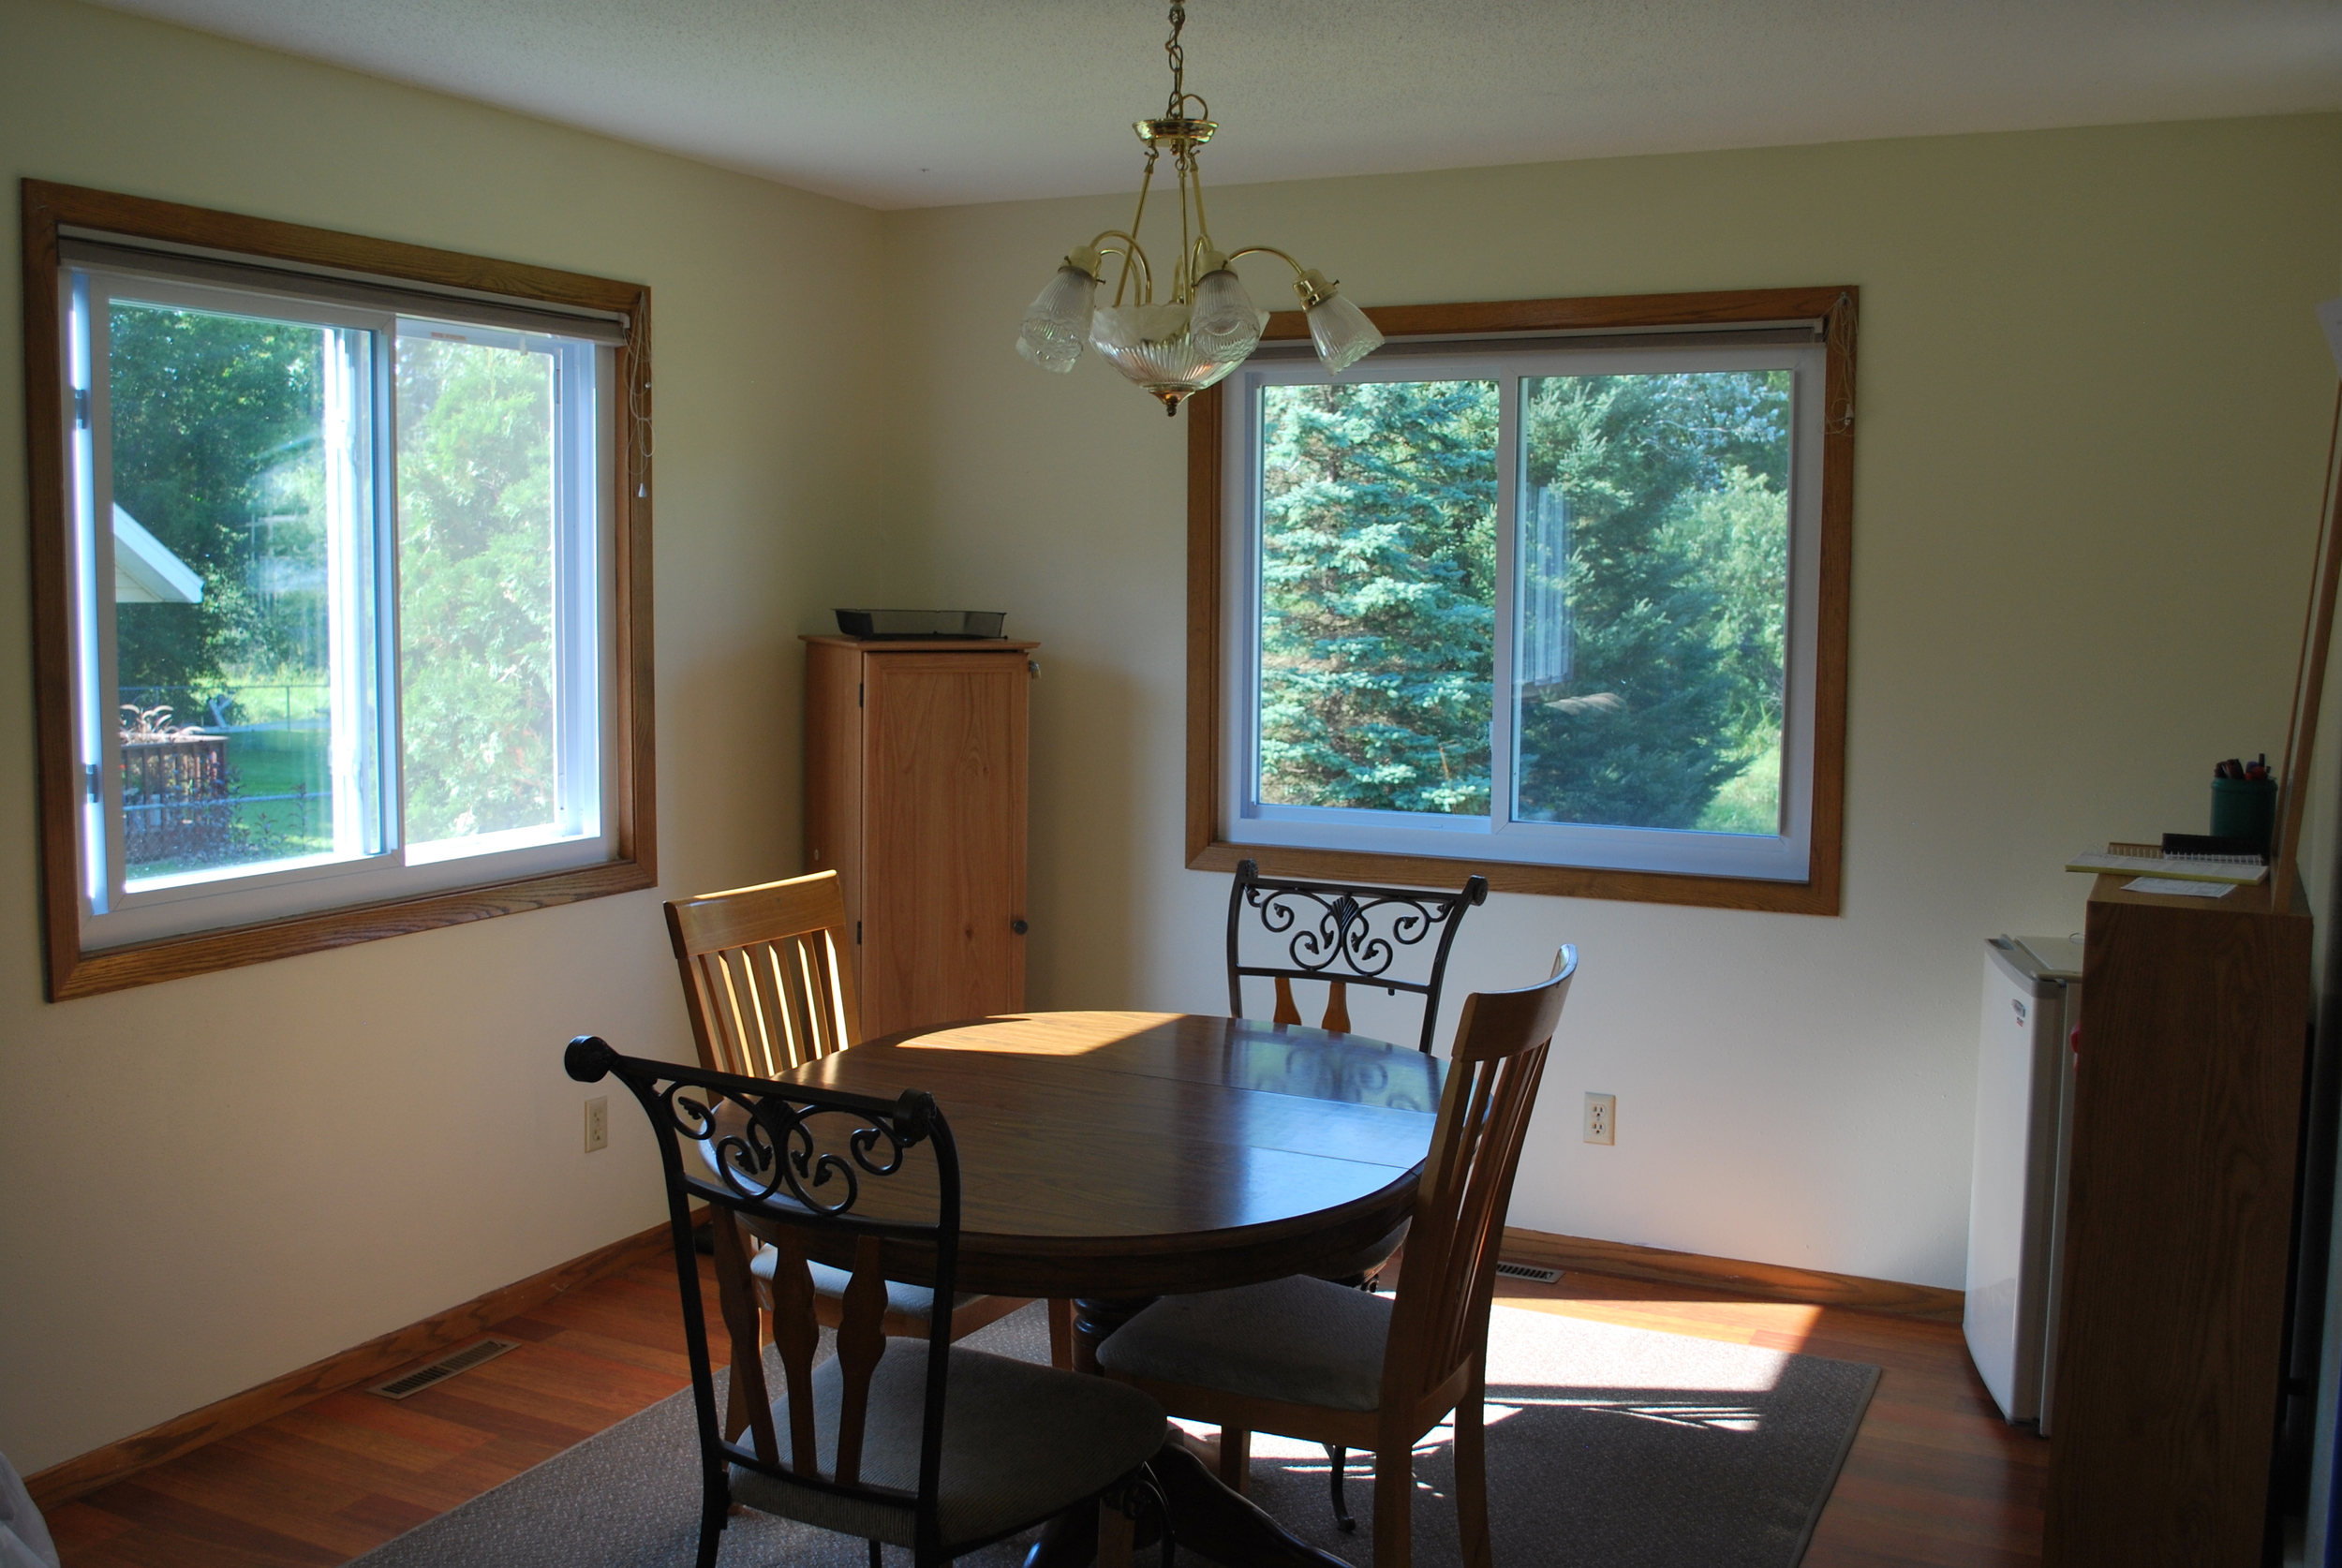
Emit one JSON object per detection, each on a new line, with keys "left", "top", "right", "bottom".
{"left": 46, "top": 1255, "right": 735, "bottom": 1568}
{"left": 45, "top": 1257, "right": 2040, "bottom": 1566}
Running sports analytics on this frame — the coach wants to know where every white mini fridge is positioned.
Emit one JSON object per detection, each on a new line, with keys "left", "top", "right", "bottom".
{"left": 1964, "top": 934, "right": 2083, "bottom": 1432}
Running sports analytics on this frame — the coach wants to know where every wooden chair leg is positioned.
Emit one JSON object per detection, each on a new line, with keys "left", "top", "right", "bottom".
{"left": 1099, "top": 1494, "right": 1135, "bottom": 1568}
{"left": 1047, "top": 1297, "right": 1075, "bottom": 1369}
{"left": 1372, "top": 1445, "right": 1413, "bottom": 1568}
{"left": 723, "top": 1361, "right": 751, "bottom": 1442}
{"left": 1217, "top": 1426, "right": 1252, "bottom": 1493}
{"left": 1454, "top": 1369, "right": 1491, "bottom": 1568}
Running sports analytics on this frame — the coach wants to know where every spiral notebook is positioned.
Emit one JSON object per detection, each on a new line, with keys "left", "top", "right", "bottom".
{"left": 2065, "top": 848, "right": 2268, "bottom": 886}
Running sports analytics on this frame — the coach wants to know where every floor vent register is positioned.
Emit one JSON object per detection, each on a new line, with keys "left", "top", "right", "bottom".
{"left": 1492, "top": 1261, "right": 1563, "bottom": 1283}
{"left": 369, "top": 1338, "right": 522, "bottom": 1399}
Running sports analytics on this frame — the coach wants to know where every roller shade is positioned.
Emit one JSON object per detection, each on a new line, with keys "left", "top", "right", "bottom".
{"left": 59, "top": 231, "right": 630, "bottom": 346}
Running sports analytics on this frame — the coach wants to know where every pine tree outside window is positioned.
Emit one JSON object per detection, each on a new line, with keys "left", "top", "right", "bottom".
{"left": 1194, "top": 289, "right": 1854, "bottom": 912}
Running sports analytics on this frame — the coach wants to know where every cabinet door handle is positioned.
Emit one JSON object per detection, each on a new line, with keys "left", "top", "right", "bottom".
{"left": 1012, "top": 919, "right": 1030, "bottom": 935}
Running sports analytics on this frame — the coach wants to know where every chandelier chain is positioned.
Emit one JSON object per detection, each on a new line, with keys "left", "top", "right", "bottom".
{"left": 1164, "top": 2, "right": 1186, "bottom": 117}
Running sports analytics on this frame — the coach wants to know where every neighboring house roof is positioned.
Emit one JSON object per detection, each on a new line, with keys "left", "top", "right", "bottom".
{"left": 112, "top": 504, "right": 203, "bottom": 604}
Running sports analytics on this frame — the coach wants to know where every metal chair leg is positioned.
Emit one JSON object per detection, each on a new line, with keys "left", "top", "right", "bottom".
{"left": 1138, "top": 1459, "right": 1178, "bottom": 1568}
{"left": 697, "top": 1466, "right": 730, "bottom": 1568}
{"left": 1092, "top": 1461, "right": 1177, "bottom": 1568}
{"left": 868, "top": 1540, "right": 882, "bottom": 1568}
{"left": 1327, "top": 1443, "right": 1356, "bottom": 1531}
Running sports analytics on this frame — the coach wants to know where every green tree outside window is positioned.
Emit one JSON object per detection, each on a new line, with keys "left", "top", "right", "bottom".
{"left": 1256, "top": 369, "right": 1790, "bottom": 836}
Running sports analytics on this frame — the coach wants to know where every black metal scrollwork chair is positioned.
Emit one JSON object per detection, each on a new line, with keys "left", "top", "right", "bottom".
{"left": 565, "top": 1036, "right": 1170, "bottom": 1568}
{"left": 1227, "top": 858, "right": 1490, "bottom": 1058}
{"left": 1224, "top": 857, "right": 1490, "bottom": 1530}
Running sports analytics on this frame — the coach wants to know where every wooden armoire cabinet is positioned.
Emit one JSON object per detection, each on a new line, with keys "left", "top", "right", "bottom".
{"left": 801, "top": 635, "right": 1036, "bottom": 1042}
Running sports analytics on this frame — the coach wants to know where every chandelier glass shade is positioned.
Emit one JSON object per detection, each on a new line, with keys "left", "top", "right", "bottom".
{"left": 1015, "top": 2, "right": 1384, "bottom": 413}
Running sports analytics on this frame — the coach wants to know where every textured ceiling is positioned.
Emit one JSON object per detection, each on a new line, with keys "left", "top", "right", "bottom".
{"left": 88, "top": 0, "right": 2342, "bottom": 209}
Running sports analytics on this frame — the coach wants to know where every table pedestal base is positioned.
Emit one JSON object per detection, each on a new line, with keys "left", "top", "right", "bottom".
{"left": 1023, "top": 1430, "right": 1349, "bottom": 1568}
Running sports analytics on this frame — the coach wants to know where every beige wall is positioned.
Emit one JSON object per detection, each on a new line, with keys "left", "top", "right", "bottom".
{"left": 7, "top": 0, "right": 2342, "bottom": 1482}
{"left": 876, "top": 114, "right": 2342, "bottom": 1291}
{"left": 0, "top": 0, "right": 904, "bottom": 1472}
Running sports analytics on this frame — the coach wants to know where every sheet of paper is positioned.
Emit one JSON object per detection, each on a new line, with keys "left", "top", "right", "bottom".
{"left": 2124, "top": 876, "right": 2235, "bottom": 898}
{"left": 2068, "top": 851, "right": 2265, "bottom": 883}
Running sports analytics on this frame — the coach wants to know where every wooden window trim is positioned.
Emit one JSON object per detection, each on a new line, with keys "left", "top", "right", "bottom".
{"left": 1185, "top": 286, "right": 1855, "bottom": 916}
{"left": 22, "top": 180, "right": 657, "bottom": 998}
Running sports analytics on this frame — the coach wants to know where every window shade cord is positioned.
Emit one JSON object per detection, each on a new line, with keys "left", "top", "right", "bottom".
{"left": 627, "top": 301, "right": 653, "bottom": 501}
{"left": 1826, "top": 291, "right": 1857, "bottom": 436}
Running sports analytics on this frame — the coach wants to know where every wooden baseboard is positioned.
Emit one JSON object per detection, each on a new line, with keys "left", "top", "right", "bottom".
{"left": 1502, "top": 1226, "right": 1964, "bottom": 1323}
{"left": 25, "top": 1214, "right": 688, "bottom": 1510}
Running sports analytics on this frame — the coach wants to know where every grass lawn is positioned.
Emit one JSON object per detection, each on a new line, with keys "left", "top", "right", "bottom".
{"left": 226, "top": 729, "right": 333, "bottom": 854}
{"left": 1694, "top": 729, "right": 1784, "bottom": 836}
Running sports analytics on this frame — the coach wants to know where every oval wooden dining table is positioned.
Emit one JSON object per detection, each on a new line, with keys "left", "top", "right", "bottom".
{"left": 763, "top": 1009, "right": 1448, "bottom": 1568}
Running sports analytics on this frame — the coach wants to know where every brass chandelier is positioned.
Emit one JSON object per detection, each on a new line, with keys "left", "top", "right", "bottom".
{"left": 1015, "top": 1, "right": 1385, "bottom": 413}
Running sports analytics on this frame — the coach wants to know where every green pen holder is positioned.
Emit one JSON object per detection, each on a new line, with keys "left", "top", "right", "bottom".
{"left": 2211, "top": 777, "right": 2278, "bottom": 856}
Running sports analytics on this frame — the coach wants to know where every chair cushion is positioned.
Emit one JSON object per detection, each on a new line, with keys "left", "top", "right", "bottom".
{"left": 730, "top": 1342, "right": 1165, "bottom": 1550}
{"left": 749, "top": 1245, "right": 983, "bottom": 1327}
{"left": 0, "top": 1451, "right": 60, "bottom": 1568}
{"left": 1096, "top": 1273, "right": 1393, "bottom": 1413}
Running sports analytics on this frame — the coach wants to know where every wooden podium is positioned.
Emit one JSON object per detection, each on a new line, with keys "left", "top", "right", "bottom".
{"left": 2041, "top": 869, "right": 2312, "bottom": 1565}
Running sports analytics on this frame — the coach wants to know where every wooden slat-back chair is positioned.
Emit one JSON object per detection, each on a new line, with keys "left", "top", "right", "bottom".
{"left": 667, "top": 871, "right": 862, "bottom": 1079}
{"left": 564, "top": 1038, "right": 1167, "bottom": 1568}
{"left": 1098, "top": 947, "right": 1578, "bottom": 1568}
{"left": 664, "top": 871, "right": 1028, "bottom": 1348}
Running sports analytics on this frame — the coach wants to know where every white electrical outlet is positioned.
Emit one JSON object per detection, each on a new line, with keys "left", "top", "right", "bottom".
{"left": 1584, "top": 1092, "right": 1615, "bottom": 1146}
{"left": 585, "top": 1096, "right": 609, "bottom": 1153}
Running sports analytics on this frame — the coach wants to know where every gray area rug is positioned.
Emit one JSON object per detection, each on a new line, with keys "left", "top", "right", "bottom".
{"left": 348, "top": 1301, "right": 1876, "bottom": 1568}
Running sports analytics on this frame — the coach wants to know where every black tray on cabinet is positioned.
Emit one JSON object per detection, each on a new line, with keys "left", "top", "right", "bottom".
{"left": 834, "top": 609, "right": 1006, "bottom": 640}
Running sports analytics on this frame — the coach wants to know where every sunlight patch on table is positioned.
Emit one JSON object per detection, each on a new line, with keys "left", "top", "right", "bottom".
{"left": 893, "top": 1013, "right": 1183, "bottom": 1056}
